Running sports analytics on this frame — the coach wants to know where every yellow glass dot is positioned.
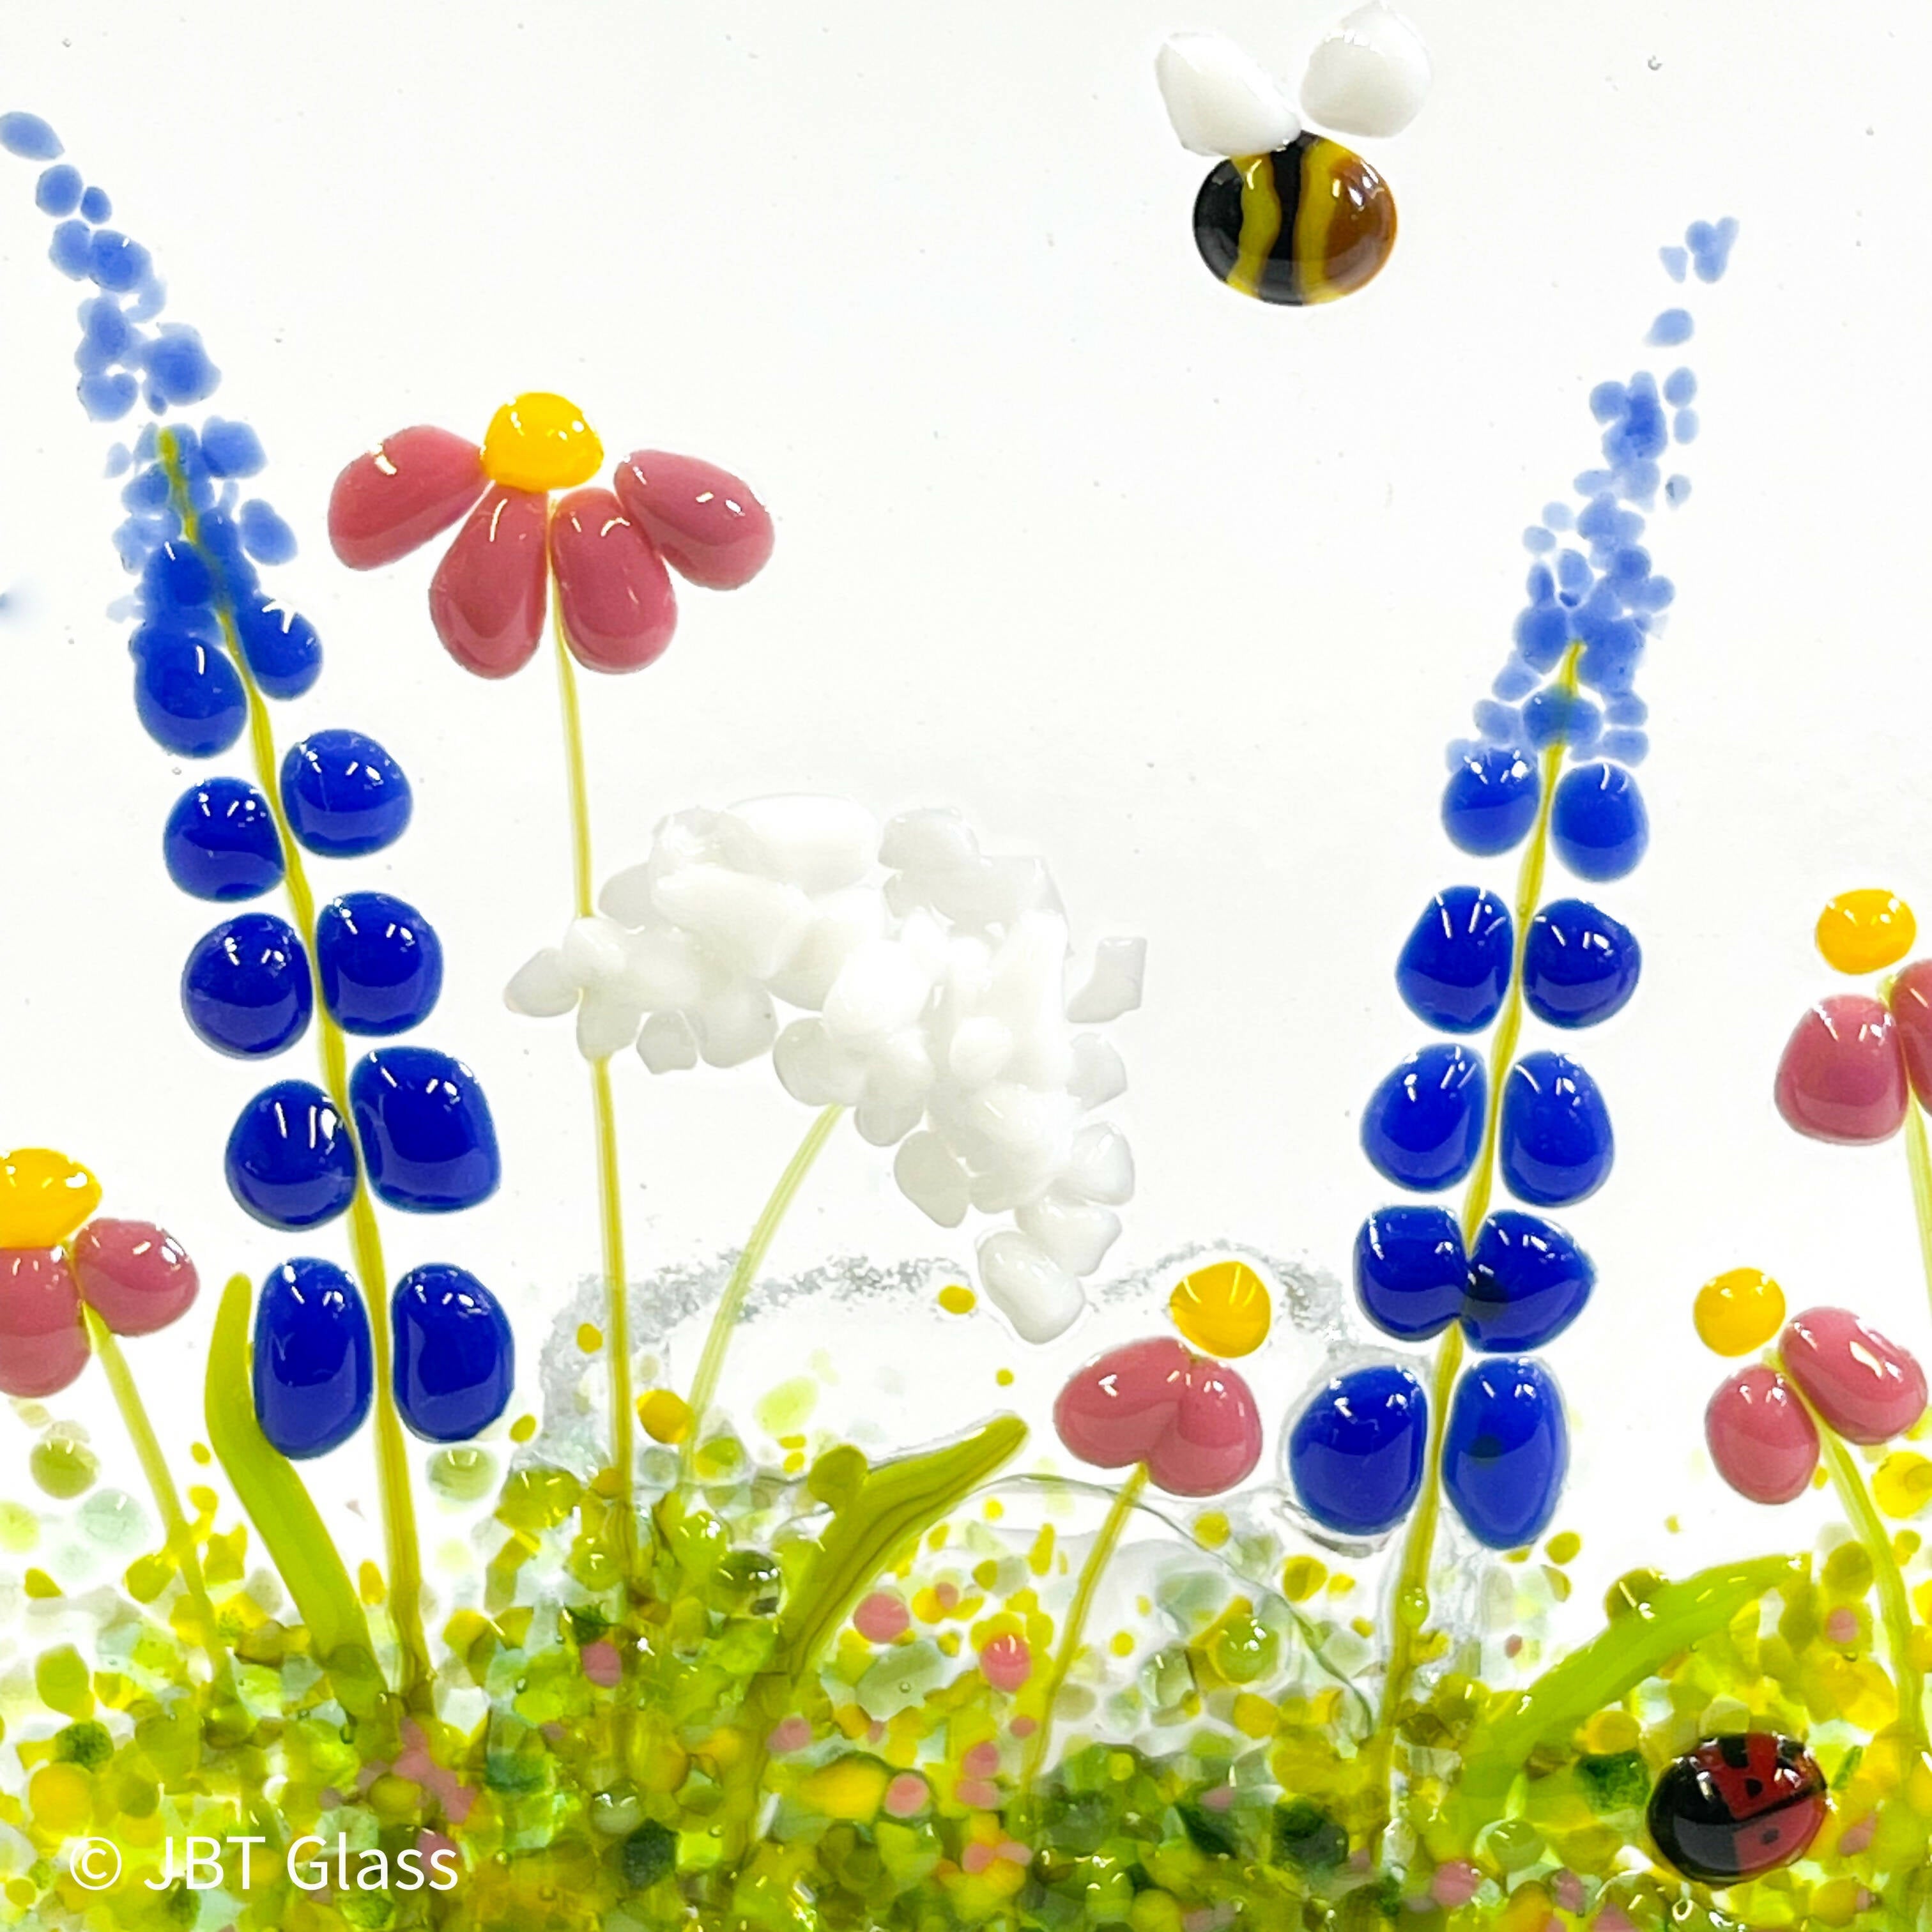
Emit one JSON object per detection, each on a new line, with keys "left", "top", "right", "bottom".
{"left": 1694, "top": 1266, "right": 1786, "bottom": 1356}
{"left": 357, "top": 1560, "right": 388, "bottom": 1606}
{"left": 480, "top": 391, "right": 603, "bottom": 492}
{"left": 509, "top": 1413, "right": 538, "bottom": 1444}
{"left": 995, "top": 1368, "right": 1014, "bottom": 1386}
{"left": 23, "top": 1568, "right": 61, "bottom": 1598}
{"left": 0, "top": 1147, "right": 101, "bottom": 1248}
{"left": 1169, "top": 1259, "right": 1271, "bottom": 1358}
{"left": 638, "top": 1389, "right": 693, "bottom": 1445}
{"left": 1545, "top": 1530, "right": 1582, "bottom": 1565}
{"left": 576, "top": 1322, "right": 603, "bottom": 1353}
{"left": 29, "top": 1762, "right": 93, "bottom": 1834}
{"left": 1874, "top": 1450, "right": 1932, "bottom": 1520}
{"left": 1816, "top": 889, "right": 1916, "bottom": 975}
{"left": 937, "top": 1284, "right": 977, "bottom": 1315}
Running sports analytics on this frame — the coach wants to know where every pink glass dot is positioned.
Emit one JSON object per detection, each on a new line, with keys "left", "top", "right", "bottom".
{"left": 884, "top": 1774, "right": 928, "bottom": 1818}
{"left": 548, "top": 487, "right": 677, "bottom": 673}
{"left": 767, "top": 1715, "right": 812, "bottom": 1754}
{"left": 1825, "top": 1607, "right": 1859, "bottom": 1644}
{"left": 1781, "top": 1306, "right": 1928, "bottom": 1444}
{"left": 1706, "top": 1365, "right": 1819, "bottom": 1503}
{"left": 612, "top": 450, "right": 774, "bottom": 591}
{"left": 958, "top": 1778, "right": 1000, "bottom": 1809}
{"left": 962, "top": 1741, "right": 1000, "bottom": 1779}
{"left": 72, "top": 1219, "right": 197, "bottom": 1336}
{"left": 0, "top": 1248, "right": 88, "bottom": 1397}
{"left": 961, "top": 1841, "right": 995, "bottom": 1876}
{"left": 854, "top": 1591, "right": 910, "bottom": 1643}
{"left": 428, "top": 486, "right": 549, "bottom": 678}
{"left": 979, "top": 1632, "right": 1032, "bottom": 1692}
{"left": 329, "top": 426, "right": 485, "bottom": 571}
{"left": 1774, "top": 996, "right": 1908, "bottom": 1144}
{"left": 581, "top": 1639, "right": 621, "bottom": 1688}
{"left": 1430, "top": 1862, "right": 1482, "bottom": 1910}
{"left": 1054, "top": 1336, "right": 1263, "bottom": 1497}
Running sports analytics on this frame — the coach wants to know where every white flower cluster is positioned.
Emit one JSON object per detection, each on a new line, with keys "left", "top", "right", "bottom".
{"left": 505, "top": 796, "right": 1144, "bottom": 1343}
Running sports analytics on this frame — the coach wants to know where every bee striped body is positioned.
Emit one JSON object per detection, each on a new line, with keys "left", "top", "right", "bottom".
{"left": 1193, "top": 133, "right": 1397, "bottom": 305}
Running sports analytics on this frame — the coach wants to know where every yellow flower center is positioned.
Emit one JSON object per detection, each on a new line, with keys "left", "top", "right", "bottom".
{"left": 0, "top": 1147, "right": 100, "bottom": 1249}
{"left": 1693, "top": 1265, "right": 1785, "bottom": 1357}
{"left": 1169, "top": 1259, "right": 1271, "bottom": 1358}
{"left": 1816, "top": 888, "right": 1915, "bottom": 976}
{"left": 480, "top": 392, "right": 603, "bottom": 493}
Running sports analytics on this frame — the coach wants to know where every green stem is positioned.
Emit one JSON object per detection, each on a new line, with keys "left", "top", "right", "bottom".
{"left": 1902, "top": 1096, "right": 1932, "bottom": 1328}
{"left": 1368, "top": 647, "right": 1579, "bottom": 1846}
{"left": 1809, "top": 1398, "right": 1928, "bottom": 1755}
{"left": 158, "top": 431, "right": 429, "bottom": 1706}
{"left": 89, "top": 1306, "right": 282, "bottom": 1846}
{"left": 682, "top": 1105, "right": 845, "bottom": 1475}
{"left": 1020, "top": 1463, "right": 1150, "bottom": 1791}
{"left": 87, "top": 1308, "right": 238, "bottom": 1699}
{"left": 548, "top": 589, "right": 638, "bottom": 1573}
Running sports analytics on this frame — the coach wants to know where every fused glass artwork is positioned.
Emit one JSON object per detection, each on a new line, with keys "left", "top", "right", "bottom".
{"left": 4, "top": 6, "right": 1932, "bottom": 1929}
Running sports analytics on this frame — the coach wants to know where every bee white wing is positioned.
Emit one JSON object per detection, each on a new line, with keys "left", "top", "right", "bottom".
{"left": 1154, "top": 33, "right": 1300, "bottom": 158}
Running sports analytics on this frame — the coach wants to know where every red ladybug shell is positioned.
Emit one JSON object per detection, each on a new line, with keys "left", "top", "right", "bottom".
{"left": 1647, "top": 1733, "right": 1827, "bottom": 1885}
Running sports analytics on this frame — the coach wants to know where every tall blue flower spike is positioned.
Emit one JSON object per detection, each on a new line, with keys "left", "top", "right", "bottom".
{"left": 1292, "top": 219, "right": 1735, "bottom": 1547}
{"left": 4, "top": 118, "right": 514, "bottom": 1459}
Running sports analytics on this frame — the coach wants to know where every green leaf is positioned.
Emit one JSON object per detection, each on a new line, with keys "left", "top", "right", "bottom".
{"left": 1445, "top": 1552, "right": 1798, "bottom": 1844}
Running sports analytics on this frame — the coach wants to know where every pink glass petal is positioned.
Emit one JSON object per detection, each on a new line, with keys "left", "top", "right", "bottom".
{"left": 1781, "top": 1307, "right": 1928, "bottom": 1445}
{"left": 1705, "top": 1366, "right": 1818, "bottom": 1503}
{"left": 613, "top": 450, "right": 775, "bottom": 590}
{"left": 1053, "top": 1336, "right": 1262, "bottom": 1498}
{"left": 328, "top": 426, "right": 486, "bottom": 570}
{"left": 72, "top": 1218, "right": 199, "bottom": 1337}
{"left": 0, "top": 1249, "right": 89, "bottom": 1397}
{"left": 1773, "top": 995, "right": 1907, "bottom": 1144}
{"left": 427, "top": 486, "right": 549, "bottom": 678}
{"left": 548, "top": 487, "right": 677, "bottom": 673}
{"left": 1887, "top": 958, "right": 1932, "bottom": 1107}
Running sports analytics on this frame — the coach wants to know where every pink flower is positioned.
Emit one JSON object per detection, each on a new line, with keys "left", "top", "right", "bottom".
{"left": 326, "top": 391, "right": 773, "bottom": 680}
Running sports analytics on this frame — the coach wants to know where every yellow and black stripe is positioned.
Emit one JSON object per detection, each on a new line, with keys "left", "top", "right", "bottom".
{"left": 1192, "top": 133, "right": 1397, "bottom": 306}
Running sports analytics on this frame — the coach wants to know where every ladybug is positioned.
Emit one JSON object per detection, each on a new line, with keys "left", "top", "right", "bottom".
{"left": 1646, "top": 1733, "right": 1827, "bottom": 1885}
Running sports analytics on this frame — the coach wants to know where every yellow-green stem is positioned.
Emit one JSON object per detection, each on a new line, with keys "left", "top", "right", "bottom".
{"left": 1021, "top": 1465, "right": 1151, "bottom": 1791}
{"left": 1805, "top": 1391, "right": 1928, "bottom": 1756}
{"left": 86, "top": 1308, "right": 237, "bottom": 1697}
{"left": 1368, "top": 647, "right": 1579, "bottom": 1844}
{"left": 682, "top": 1104, "right": 845, "bottom": 1478}
{"left": 157, "top": 433, "right": 429, "bottom": 1706}
{"left": 1903, "top": 1097, "right": 1932, "bottom": 1328}
{"left": 86, "top": 1309, "right": 282, "bottom": 1845}
{"left": 548, "top": 600, "right": 636, "bottom": 1566}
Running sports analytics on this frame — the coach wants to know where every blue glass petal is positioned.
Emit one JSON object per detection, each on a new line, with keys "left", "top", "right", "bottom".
{"left": 201, "top": 418, "right": 266, "bottom": 477}
{"left": 253, "top": 1259, "right": 372, "bottom": 1459}
{"left": 162, "top": 778, "right": 285, "bottom": 901}
{"left": 87, "top": 230, "right": 151, "bottom": 294}
{"left": 130, "top": 626, "right": 245, "bottom": 758}
{"left": 181, "top": 913, "right": 312, "bottom": 1058}
{"left": 392, "top": 1265, "right": 514, "bottom": 1442}
{"left": 1287, "top": 1365, "right": 1429, "bottom": 1538}
{"left": 234, "top": 596, "right": 322, "bottom": 700}
{"left": 77, "top": 185, "right": 110, "bottom": 222}
{"left": 0, "top": 112, "right": 63, "bottom": 160}
{"left": 1523, "top": 899, "right": 1642, "bottom": 1028}
{"left": 1353, "top": 1207, "right": 1466, "bottom": 1342}
{"left": 1441, "top": 747, "right": 1540, "bottom": 857}
{"left": 1551, "top": 762, "right": 1649, "bottom": 881}
{"left": 350, "top": 1047, "right": 501, "bottom": 1213}
{"left": 280, "top": 730, "right": 413, "bottom": 857}
{"left": 1463, "top": 1211, "right": 1595, "bottom": 1351}
{"left": 1443, "top": 1357, "right": 1569, "bottom": 1549}
{"left": 1361, "top": 1044, "right": 1485, "bottom": 1192}
{"left": 1499, "top": 1052, "right": 1615, "bottom": 1207}
{"left": 1395, "top": 887, "right": 1512, "bottom": 1034}
{"left": 141, "top": 538, "right": 213, "bottom": 613}
{"left": 316, "top": 893, "right": 443, "bottom": 1036}
{"left": 35, "top": 164, "right": 82, "bottom": 215}
{"left": 225, "top": 1080, "right": 358, "bottom": 1230}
